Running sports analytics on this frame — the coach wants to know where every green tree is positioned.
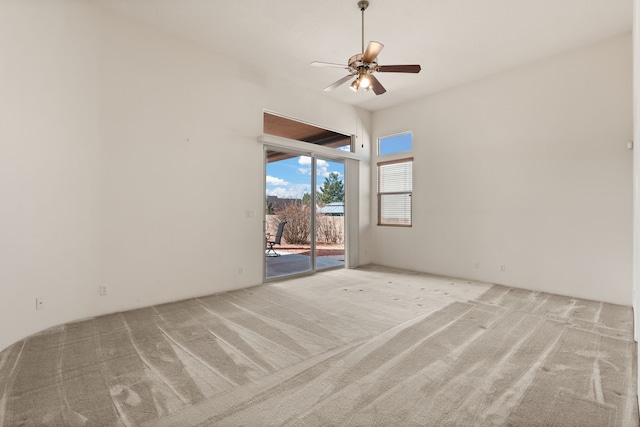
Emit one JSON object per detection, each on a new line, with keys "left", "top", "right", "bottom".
{"left": 317, "top": 172, "right": 344, "bottom": 205}
{"left": 265, "top": 197, "right": 275, "bottom": 214}
{"left": 302, "top": 192, "right": 312, "bottom": 205}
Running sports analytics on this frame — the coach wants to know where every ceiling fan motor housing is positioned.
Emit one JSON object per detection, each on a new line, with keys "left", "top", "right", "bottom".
{"left": 348, "top": 54, "right": 377, "bottom": 73}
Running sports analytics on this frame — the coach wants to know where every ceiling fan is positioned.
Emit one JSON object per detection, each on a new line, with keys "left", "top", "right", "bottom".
{"left": 311, "top": 0, "right": 421, "bottom": 96}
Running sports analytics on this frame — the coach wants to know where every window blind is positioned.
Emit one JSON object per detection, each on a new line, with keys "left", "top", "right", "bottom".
{"left": 378, "top": 158, "right": 413, "bottom": 226}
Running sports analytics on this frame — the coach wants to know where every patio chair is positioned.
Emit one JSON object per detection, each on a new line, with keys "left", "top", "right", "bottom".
{"left": 266, "top": 221, "right": 287, "bottom": 257}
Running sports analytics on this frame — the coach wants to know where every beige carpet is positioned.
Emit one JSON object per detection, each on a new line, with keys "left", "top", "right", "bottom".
{"left": 0, "top": 265, "right": 637, "bottom": 426}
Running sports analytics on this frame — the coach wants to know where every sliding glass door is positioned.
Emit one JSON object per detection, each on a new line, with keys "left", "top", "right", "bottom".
{"left": 265, "top": 150, "right": 313, "bottom": 278}
{"left": 264, "top": 150, "right": 345, "bottom": 279}
{"left": 315, "top": 158, "right": 345, "bottom": 270}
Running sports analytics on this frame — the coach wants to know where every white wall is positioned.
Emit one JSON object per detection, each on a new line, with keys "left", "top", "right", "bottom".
{"left": 372, "top": 34, "right": 633, "bottom": 305}
{"left": 0, "top": 1, "right": 372, "bottom": 352}
{"left": 0, "top": 1, "right": 104, "bottom": 352}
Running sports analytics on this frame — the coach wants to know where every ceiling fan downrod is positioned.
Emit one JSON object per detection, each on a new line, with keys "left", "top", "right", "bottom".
{"left": 358, "top": 1, "right": 369, "bottom": 54}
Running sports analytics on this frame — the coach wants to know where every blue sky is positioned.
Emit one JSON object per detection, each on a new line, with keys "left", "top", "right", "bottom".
{"left": 266, "top": 156, "right": 344, "bottom": 200}
{"left": 379, "top": 132, "right": 412, "bottom": 155}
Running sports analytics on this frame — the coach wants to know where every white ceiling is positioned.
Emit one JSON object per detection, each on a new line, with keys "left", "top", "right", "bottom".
{"left": 90, "top": 0, "right": 633, "bottom": 112}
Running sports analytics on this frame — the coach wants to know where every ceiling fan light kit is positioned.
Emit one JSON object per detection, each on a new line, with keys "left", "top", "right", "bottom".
{"left": 311, "top": 0, "right": 421, "bottom": 96}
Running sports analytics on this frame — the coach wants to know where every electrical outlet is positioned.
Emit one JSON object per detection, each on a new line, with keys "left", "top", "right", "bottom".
{"left": 36, "top": 297, "right": 44, "bottom": 310}
{"left": 238, "top": 266, "right": 244, "bottom": 274}
{"left": 500, "top": 264, "right": 506, "bottom": 272}
{"left": 100, "top": 285, "right": 109, "bottom": 296}
{"left": 473, "top": 261, "right": 480, "bottom": 269}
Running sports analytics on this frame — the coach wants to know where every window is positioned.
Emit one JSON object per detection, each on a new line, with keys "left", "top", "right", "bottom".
{"left": 378, "top": 158, "right": 413, "bottom": 226}
{"left": 378, "top": 132, "right": 412, "bottom": 155}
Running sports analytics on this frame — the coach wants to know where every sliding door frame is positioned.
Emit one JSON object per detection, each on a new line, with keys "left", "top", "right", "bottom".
{"left": 260, "top": 134, "right": 360, "bottom": 281}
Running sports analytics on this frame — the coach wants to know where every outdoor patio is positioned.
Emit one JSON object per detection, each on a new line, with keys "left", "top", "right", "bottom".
{"left": 266, "top": 248, "right": 344, "bottom": 278}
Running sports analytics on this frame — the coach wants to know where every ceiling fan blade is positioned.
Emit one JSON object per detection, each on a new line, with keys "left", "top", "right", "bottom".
{"left": 362, "top": 41, "right": 384, "bottom": 63}
{"left": 311, "top": 61, "right": 349, "bottom": 69}
{"left": 377, "top": 64, "right": 422, "bottom": 73}
{"left": 324, "top": 74, "right": 355, "bottom": 92}
{"left": 369, "top": 75, "right": 386, "bottom": 95}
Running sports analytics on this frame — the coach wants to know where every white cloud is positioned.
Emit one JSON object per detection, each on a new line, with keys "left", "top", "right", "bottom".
{"left": 316, "top": 159, "right": 330, "bottom": 178}
{"left": 266, "top": 184, "right": 311, "bottom": 199}
{"left": 266, "top": 175, "right": 289, "bottom": 186}
{"left": 297, "top": 156, "right": 312, "bottom": 175}
{"left": 296, "top": 158, "right": 343, "bottom": 178}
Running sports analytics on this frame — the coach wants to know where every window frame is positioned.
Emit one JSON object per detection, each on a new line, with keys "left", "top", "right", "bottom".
{"left": 377, "top": 157, "right": 413, "bottom": 227}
